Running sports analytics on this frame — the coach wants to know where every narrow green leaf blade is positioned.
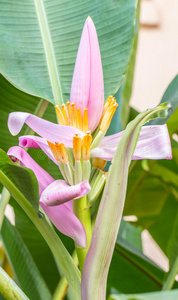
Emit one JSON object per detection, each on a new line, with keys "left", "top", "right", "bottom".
{"left": 0, "top": 266, "right": 29, "bottom": 300}
{"left": 1, "top": 217, "right": 52, "bottom": 300}
{"left": 82, "top": 103, "right": 171, "bottom": 299}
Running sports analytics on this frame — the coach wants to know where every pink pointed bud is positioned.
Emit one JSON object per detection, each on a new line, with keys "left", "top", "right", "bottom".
{"left": 40, "top": 180, "right": 91, "bottom": 206}
{"left": 70, "top": 17, "right": 104, "bottom": 132}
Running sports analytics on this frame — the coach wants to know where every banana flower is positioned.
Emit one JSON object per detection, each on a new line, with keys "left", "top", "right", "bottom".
{"left": 7, "top": 17, "right": 172, "bottom": 253}
{"left": 8, "top": 17, "right": 171, "bottom": 164}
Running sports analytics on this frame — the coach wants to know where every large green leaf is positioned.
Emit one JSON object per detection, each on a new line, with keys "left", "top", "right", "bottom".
{"left": 167, "top": 107, "right": 178, "bottom": 135}
{"left": 0, "top": 74, "right": 54, "bottom": 152}
{"left": 119, "top": 219, "right": 142, "bottom": 250}
{"left": 109, "top": 289, "right": 178, "bottom": 300}
{"left": 0, "top": 149, "right": 39, "bottom": 212}
{"left": 1, "top": 217, "right": 51, "bottom": 300}
{"left": 0, "top": 0, "right": 137, "bottom": 105}
{"left": 0, "top": 74, "right": 61, "bottom": 184}
{"left": 125, "top": 153, "right": 178, "bottom": 288}
{"left": 148, "top": 75, "right": 178, "bottom": 126}
{"left": 124, "top": 161, "right": 169, "bottom": 218}
{"left": 107, "top": 0, "right": 140, "bottom": 135}
{"left": 107, "top": 223, "right": 166, "bottom": 295}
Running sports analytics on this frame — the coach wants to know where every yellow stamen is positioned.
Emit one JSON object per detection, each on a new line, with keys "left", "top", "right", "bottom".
{"left": 47, "top": 141, "right": 68, "bottom": 163}
{"left": 104, "top": 96, "right": 114, "bottom": 109}
{"left": 100, "top": 103, "right": 118, "bottom": 133}
{"left": 67, "top": 102, "right": 73, "bottom": 126}
{"left": 47, "top": 141, "right": 61, "bottom": 162}
{"left": 61, "top": 104, "right": 69, "bottom": 125}
{"left": 92, "top": 157, "right": 107, "bottom": 170}
{"left": 77, "top": 108, "right": 83, "bottom": 131}
{"left": 82, "top": 131, "right": 92, "bottom": 161}
{"left": 73, "top": 134, "right": 82, "bottom": 161}
{"left": 55, "top": 142, "right": 69, "bottom": 163}
{"left": 71, "top": 103, "right": 77, "bottom": 128}
{"left": 83, "top": 108, "right": 88, "bottom": 133}
{"left": 100, "top": 96, "right": 116, "bottom": 123}
{"left": 54, "top": 105, "right": 65, "bottom": 125}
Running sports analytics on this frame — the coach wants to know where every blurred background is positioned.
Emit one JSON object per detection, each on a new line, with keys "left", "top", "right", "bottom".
{"left": 131, "top": 0, "right": 178, "bottom": 111}
{"left": 130, "top": 0, "right": 178, "bottom": 275}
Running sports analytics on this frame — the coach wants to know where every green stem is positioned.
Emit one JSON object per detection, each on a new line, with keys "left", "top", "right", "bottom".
{"left": 90, "top": 130, "right": 105, "bottom": 150}
{"left": 53, "top": 276, "right": 68, "bottom": 300}
{"left": 25, "top": 99, "right": 48, "bottom": 135}
{"left": 73, "top": 196, "right": 92, "bottom": 272}
{"left": 162, "top": 256, "right": 178, "bottom": 290}
{"left": 0, "top": 171, "right": 81, "bottom": 300}
{"left": 0, "top": 188, "right": 11, "bottom": 230}
{"left": 0, "top": 266, "right": 29, "bottom": 300}
{"left": 53, "top": 251, "right": 78, "bottom": 300}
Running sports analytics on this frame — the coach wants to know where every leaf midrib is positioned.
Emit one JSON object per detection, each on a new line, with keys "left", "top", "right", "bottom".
{"left": 34, "top": 0, "right": 63, "bottom": 105}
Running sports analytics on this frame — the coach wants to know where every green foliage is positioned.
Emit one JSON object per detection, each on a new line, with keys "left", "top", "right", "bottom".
{"left": 0, "top": 0, "right": 177, "bottom": 298}
{"left": 0, "top": 152, "right": 81, "bottom": 300}
{"left": 109, "top": 289, "right": 178, "bottom": 300}
{"left": 10, "top": 199, "right": 60, "bottom": 293}
{"left": 108, "top": 221, "right": 166, "bottom": 295}
{"left": 10, "top": 197, "right": 75, "bottom": 294}
{"left": 125, "top": 77, "right": 178, "bottom": 282}
{"left": 0, "top": 0, "right": 137, "bottom": 104}
{"left": 0, "top": 149, "right": 39, "bottom": 212}
{"left": 82, "top": 103, "right": 170, "bottom": 299}
{"left": 148, "top": 75, "right": 178, "bottom": 127}
{"left": 109, "top": 0, "right": 140, "bottom": 135}
{"left": 1, "top": 217, "right": 51, "bottom": 300}
{"left": 0, "top": 74, "right": 62, "bottom": 185}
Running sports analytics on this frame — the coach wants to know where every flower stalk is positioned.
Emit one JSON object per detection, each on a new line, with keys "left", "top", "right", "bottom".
{"left": 72, "top": 195, "right": 92, "bottom": 272}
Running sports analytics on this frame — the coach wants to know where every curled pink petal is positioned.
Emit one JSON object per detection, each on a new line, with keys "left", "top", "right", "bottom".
{"left": 91, "top": 125, "right": 172, "bottom": 160}
{"left": 9, "top": 155, "right": 19, "bottom": 163}
{"left": 70, "top": 17, "right": 104, "bottom": 132}
{"left": 40, "top": 201, "right": 87, "bottom": 248}
{"left": 40, "top": 180, "right": 91, "bottom": 206}
{"left": 8, "top": 112, "right": 84, "bottom": 147}
{"left": 19, "top": 136, "right": 41, "bottom": 149}
{"left": 7, "top": 147, "right": 87, "bottom": 247}
{"left": 19, "top": 136, "right": 57, "bottom": 165}
{"left": 7, "top": 146, "right": 54, "bottom": 195}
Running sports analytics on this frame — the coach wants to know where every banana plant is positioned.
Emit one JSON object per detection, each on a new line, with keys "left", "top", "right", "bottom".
{"left": 0, "top": 1, "right": 177, "bottom": 300}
